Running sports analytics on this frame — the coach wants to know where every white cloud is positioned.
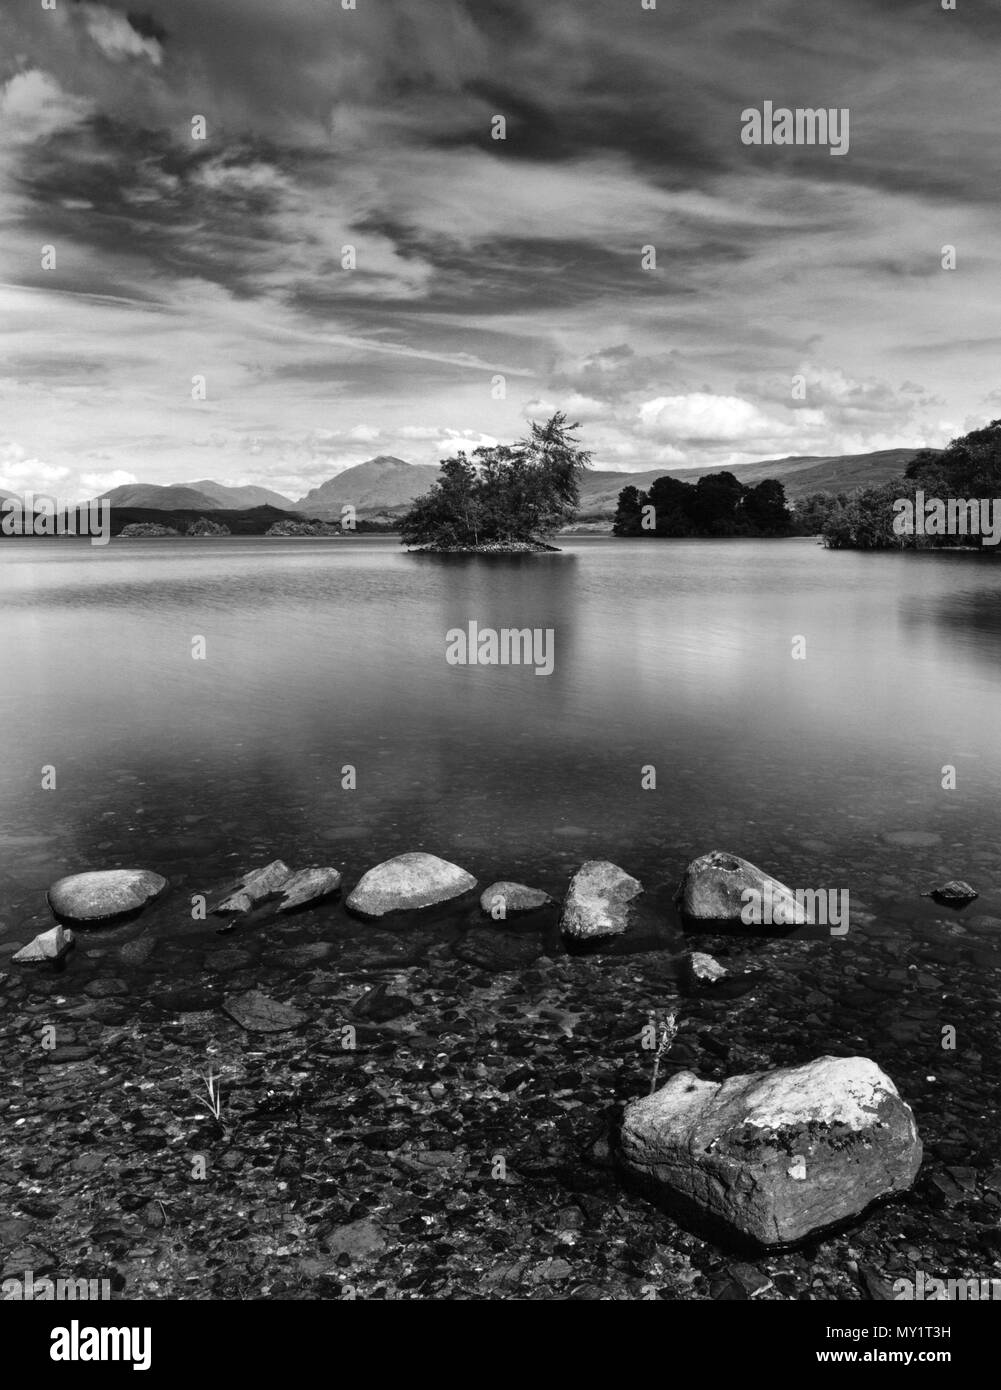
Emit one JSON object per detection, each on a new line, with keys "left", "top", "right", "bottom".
{"left": 79, "top": 469, "right": 139, "bottom": 493}
{"left": 0, "top": 71, "right": 93, "bottom": 146}
{"left": 82, "top": 5, "right": 163, "bottom": 67}
{"left": 638, "top": 393, "right": 788, "bottom": 443}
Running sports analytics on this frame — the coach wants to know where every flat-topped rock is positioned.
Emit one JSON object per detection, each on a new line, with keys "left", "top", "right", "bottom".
{"left": 560, "top": 860, "right": 642, "bottom": 939}
{"left": 47, "top": 869, "right": 167, "bottom": 922}
{"left": 620, "top": 1055, "right": 922, "bottom": 1245}
{"left": 346, "top": 852, "right": 477, "bottom": 917}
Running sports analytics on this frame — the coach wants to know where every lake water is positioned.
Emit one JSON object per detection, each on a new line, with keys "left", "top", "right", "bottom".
{"left": 2, "top": 534, "right": 1000, "bottom": 934}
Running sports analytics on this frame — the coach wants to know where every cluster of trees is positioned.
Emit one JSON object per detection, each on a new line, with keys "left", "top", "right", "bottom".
{"left": 795, "top": 420, "right": 1001, "bottom": 550}
{"left": 399, "top": 413, "right": 592, "bottom": 548}
{"left": 613, "top": 471, "right": 792, "bottom": 537}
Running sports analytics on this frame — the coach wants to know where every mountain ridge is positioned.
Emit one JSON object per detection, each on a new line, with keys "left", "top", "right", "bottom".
{"left": 78, "top": 446, "right": 935, "bottom": 519}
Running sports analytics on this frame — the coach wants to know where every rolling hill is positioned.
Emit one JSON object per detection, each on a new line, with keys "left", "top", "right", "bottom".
{"left": 100, "top": 483, "right": 223, "bottom": 510}
{"left": 295, "top": 456, "right": 440, "bottom": 516}
{"left": 181, "top": 480, "right": 297, "bottom": 510}
{"left": 576, "top": 448, "right": 931, "bottom": 516}
{"left": 79, "top": 445, "right": 933, "bottom": 524}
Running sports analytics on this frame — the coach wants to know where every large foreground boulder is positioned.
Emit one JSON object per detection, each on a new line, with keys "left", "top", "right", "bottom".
{"left": 675, "top": 850, "right": 808, "bottom": 927}
{"left": 561, "top": 860, "right": 642, "bottom": 940}
{"left": 47, "top": 869, "right": 167, "bottom": 922}
{"left": 346, "top": 852, "right": 476, "bottom": 917}
{"left": 619, "top": 1055, "right": 921, "bottom": 1245}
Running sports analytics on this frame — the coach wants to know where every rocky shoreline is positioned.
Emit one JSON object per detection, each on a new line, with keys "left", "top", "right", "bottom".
{"left": 408, "top": 540, "right": 562, "bottom": 554}
{"left": 0, "top": 846, "right": 997, "bottom": 1300}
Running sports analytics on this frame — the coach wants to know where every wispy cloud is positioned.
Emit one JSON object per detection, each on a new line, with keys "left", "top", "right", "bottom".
{"left": 1, "top": 0, "right": 999, "bottom": 493}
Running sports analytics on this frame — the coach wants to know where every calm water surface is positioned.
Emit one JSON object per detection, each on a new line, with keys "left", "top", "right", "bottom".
{"left": 2, "top": 535, "right": 999, "bottom": 931}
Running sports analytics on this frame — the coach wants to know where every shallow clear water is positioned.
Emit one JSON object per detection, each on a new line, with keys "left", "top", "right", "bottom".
{"left": 1, "top": 534, "right": 999, "bottom": 927}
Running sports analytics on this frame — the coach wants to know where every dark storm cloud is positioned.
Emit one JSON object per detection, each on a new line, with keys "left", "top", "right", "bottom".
{"left": 2, "top": 0, "right": 1000, "bottom": 492}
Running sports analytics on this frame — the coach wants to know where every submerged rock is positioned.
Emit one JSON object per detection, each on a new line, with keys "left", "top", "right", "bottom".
{"left": 560, "top": 860, "right": 642, "bottom": 939}
{"left": 923, "top": 880, "right": 978, "bottom": 907}
{"left": 13, "top": 925, "right": 74, "bottom": 963}
{"left": 277, "top": 866, "right": 342, "bottom": 912}
{"left": 675, "top": 850, "right": 808, "bottom": 927}
{"left": 453, "top": 928, "right": 545, "bottom": 971}
{"left": 619, "top": 1055, "right": 922, "bottom": 1245}
{"left": 216, "top": 860, "right": 291, "bottom": 912}
{"left": 346, "top": 852, "right": 476, "bottom": 917}
{"left": 216, "top": 890, "right": 253, "bottom": 916}
{"left": 685, "top": 951, "right": 728, "bottom": 984}
{"left": 222, "top": 989, "right": 307, "bottom": 1033}
{"left": 479, "top": 881, "right": 552, "bottom": 916}
{"left": 47, "top": 869, "right": 167, "bottom": 922}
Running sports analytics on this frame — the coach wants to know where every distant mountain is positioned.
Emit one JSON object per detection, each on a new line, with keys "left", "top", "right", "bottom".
{"left": 577, "top": 448, "right": 932, "bottom": 515}
{"left": 181, "top": 479, "right": 297, "bottom": 511}
{"left": 296, "top": 455, "right": 440, "bottom": 516}
{"left": 84, "top": 445, "right": 935, "bottom": 523}
{"left": 100, "top": 483, "right": 222, "bottom": 510}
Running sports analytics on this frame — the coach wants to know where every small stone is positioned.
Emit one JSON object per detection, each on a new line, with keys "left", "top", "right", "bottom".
{"left": 923, "top": 880, "right": 978, "bottom": 907}
{"left": 322, "top": 1219, "right": 387, "bottom": 1262}
{"left": 216, "top": 891, "right": 253, "bottom": 915}
{"left": 685, "top": 951, "right": 727, "bottom": 983}
{"left": 83, "top": 978, "right": 128, "bottom": 998}
{"left": 216, "top": 860, "right": 291, "bottom": 912}
{"left": 277, "top": 866, "right": 341, "bottom": 911}
{"left": 675, "top": 851, "right": 808, "bottom": 927}
{"left": 12, "top": 925, "right": 74, "bottom": 963}
{"left": 346, "top": 852, "right": 476, "bottom": 917}
{"left": 479, "top": 881, "right": 552, "bottom": 915}
{"left": 452, "top": 929, "right": 544, "bottom": 971}
{"left": 560, "top": 860, "right": 642, "bottom": 939}
{"left": 47, "top": 869, "right": 166, "bottom": 922}
{"left": 222, "top": 989, "right": 307, "bottom": 1032}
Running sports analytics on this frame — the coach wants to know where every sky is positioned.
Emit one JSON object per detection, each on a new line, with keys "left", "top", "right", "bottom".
{"left": 3, "top": 0, "right": 1001, "bottom": 501}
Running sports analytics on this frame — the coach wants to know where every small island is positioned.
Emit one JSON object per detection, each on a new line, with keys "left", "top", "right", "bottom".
{"left": 399, "top": 413, "right": 590, "bottom": 553}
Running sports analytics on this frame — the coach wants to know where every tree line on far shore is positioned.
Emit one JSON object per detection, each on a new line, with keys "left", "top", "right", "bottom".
{"left": 614, "top": 420, "right": 1001, "bottom": 548}
{"left": 613, "top": 472, "right": 793, "bottom": 537}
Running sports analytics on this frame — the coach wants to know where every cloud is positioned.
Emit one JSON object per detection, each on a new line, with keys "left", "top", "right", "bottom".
{"left": 638, "top": 394, "right": 788, "bottom": 444}
{"left": 0, "top": 71, "right": 93, "bottom": 147}
{"left": 81, "top": 4, "right": 164, "bottom": 66}
{"left": 79, "top": 469, "right": 139, "bottom": 493}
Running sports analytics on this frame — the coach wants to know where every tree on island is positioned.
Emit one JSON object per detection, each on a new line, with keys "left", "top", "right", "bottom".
{"left": 612, "top": 470, "right": 792, "bottom": 537}
{"left": 399, "top": 413, "right": 592, "bottom": 549}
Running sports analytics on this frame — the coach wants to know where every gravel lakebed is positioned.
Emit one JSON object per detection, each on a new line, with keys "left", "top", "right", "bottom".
{"left": 1, "top": 840, "right": 999, "bottom": 1301}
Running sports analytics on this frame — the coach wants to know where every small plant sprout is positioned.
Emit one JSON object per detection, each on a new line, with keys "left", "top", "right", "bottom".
{"left": 648, "top": 1009, "right": 679, "bottom": 1095}
{"left": 195, "top": 1067, "right": 223, "bottom": 1120}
